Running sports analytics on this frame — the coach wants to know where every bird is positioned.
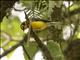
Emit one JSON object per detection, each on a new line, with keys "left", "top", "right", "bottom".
{"left": 20, "top": 19, "right": 48, "bottom": 31}
{"left": 20, "top": 17, "right": 62, "bottom": 32}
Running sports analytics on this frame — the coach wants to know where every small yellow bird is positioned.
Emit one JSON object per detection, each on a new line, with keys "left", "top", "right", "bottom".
{"left": 20, "top": 20, "right": 48, "bottom": 31}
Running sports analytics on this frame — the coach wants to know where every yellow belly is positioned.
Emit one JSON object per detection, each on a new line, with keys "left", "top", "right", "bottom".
{"left": 31, "top": 21, "right": 47, "bottom": 30}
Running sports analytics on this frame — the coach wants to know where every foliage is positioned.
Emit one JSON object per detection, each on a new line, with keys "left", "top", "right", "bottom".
{"left": 0, "top": 0, "right": 80, "bottom": 60}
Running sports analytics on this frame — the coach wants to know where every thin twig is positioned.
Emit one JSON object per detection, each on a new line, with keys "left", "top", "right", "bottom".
{"left": 0, "top": 34, "right": 28, "bottom": 58}
{"left": 31, "top": 29, "right": 54, "bottom": 60}
{"left": 22, "top": 44, "right": 32, "bottom": 60}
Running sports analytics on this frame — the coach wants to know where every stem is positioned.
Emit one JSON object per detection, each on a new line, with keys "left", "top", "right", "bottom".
{"left": 31, "top": 29, "right": 54, "bottom": 60}
{"left": 0, "top": 34, "right": 28, "bottom": 58}
{"left": 22, "top": 44, "right": 32, "bottom": 60}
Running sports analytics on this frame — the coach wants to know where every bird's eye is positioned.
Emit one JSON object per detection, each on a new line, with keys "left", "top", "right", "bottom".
{"left": 20, "top": 21, "right": 28, "bottom": 31}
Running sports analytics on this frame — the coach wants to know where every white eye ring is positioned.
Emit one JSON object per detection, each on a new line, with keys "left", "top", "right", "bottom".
{"left": 24, "top": 28, "right": 29, "bottom": 34}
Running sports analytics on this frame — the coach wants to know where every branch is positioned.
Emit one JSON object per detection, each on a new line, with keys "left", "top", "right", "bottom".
{"left": 0, "top": 34, "right": 28, "bottom": 58}
{"left": 31, "top": 29, "right": 54, "bottom": 60}
{"left": 22, "top": 44, "right": 32, "bottom": 60}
